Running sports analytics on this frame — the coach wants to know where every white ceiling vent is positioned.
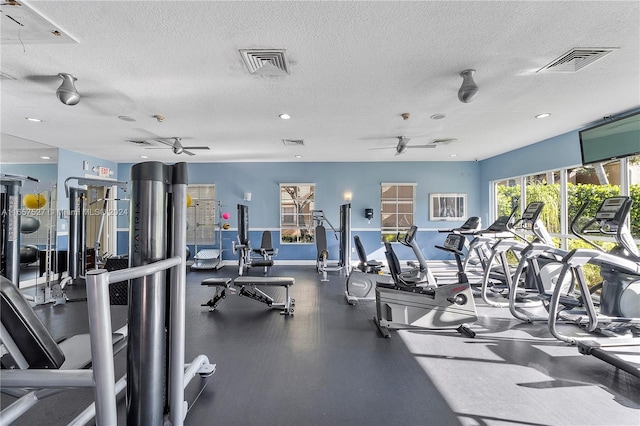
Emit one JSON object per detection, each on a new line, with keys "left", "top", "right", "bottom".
{"left": 1, "top": 1, "right": 76, "bottom": 44}
{"left": 282, "top": 139, "right": 304, "bottom": 146}
{"left": 240, "top": 49, "right": 290, "bottom": 75}
{"left": 537, "top": 48, "right": 618, "bottom": 73}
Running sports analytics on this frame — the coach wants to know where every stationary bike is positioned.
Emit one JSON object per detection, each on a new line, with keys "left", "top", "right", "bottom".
{"left": 373, "top": 233, "right": 477, "bottom": 338}
{"left": 344, "top": 235, "right": 393, "bottom": 305}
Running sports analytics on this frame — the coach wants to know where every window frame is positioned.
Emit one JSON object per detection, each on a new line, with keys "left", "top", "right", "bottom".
{"left": 380, "top": 182, "right": 416, "bottom": 242}
{"left": 280, "top": 183, "right": 315, "bottom": 244}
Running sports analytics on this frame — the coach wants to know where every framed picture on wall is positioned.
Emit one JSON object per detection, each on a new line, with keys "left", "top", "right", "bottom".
{"left": 429, "top": 193, "right": 466, "bottom": 221}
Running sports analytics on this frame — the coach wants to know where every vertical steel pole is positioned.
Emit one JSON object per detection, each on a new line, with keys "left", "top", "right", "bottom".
{"left": 85, "top": 269, "right": 117, "bottom": 425}
{"left": 68, "top": 187, "right": 87, "bottom": 280}
{"left": 3, "top": 181, "right": 21, "bottom": 285}
{"left": 128, "top": 162, "right": 168, "bottom": 426}
{"left": 169, "top": 162, "right": 188, "bottom": 425}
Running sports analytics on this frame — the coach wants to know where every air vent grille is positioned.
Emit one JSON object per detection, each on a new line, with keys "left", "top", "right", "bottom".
{"left": 282, "top": 139, "right": 304, "bottom": 146}
{"left": 240, "top": 49, "right": 290, "bottom": 75}
{"left": 538, "top": 48, "right": 618, "bottom": 73}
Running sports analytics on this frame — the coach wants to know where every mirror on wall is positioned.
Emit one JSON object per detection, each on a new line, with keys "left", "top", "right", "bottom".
{"left": 1, "top": 133, "right": 59, "bottom": 293}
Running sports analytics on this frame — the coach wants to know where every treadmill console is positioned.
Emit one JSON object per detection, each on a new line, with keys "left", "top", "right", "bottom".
{"left": 403, "top": 225, "right": 418, "bottom": 244}
{"left": 486, "top": 215, "right": 511, "bottom": 232}
{"left": 595, "top": 197, "right": 628, "bottom": 222}
{"left": 521, "top": 202, "right": 544, "bottom": 221}
{"left": 442, "top": 233, "right": 466, "bottom": 252}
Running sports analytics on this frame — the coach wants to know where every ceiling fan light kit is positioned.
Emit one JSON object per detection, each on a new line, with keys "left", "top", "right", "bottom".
{"left": 458, "top": 69, "right": 479, "bottom": 103}
{"left": 56, "top": 73, "right": 80, "bottom": 105}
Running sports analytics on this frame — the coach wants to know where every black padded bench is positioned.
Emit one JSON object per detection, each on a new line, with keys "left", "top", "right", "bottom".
{"left": 200, "top": 276, "right": 295, "bottom": 315}
{"left": 201, "top": 277, "right": 234, "bottom": 311}
{"left": 234, "top": 276, "right": 295, "bottom": 315}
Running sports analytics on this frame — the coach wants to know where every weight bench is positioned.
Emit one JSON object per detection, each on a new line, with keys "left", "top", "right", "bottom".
{"left": 200, "top": 276, "right": 295, "bottom": 315}
{"left": 234, "top": 276, "right": 295, "bottom": 315}
{"left": 201, "top": 277, "right": 235, "bottom": 311}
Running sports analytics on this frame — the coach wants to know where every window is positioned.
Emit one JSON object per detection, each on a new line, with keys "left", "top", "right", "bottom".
{"left": 381, "top": 183, "right": 415, "bottom": 242}
{"left": 495, "top": 178, "right": 520, "bottom": 219}
{"left": 491, "top": 158, "right": 640, "bottom": 287}
{"left": 524, "top": 171, "right": 561, "bottom": 234}
{"left": 280, "top": 184, "right": 315, "bottom": 243}
{"left": 628, "top": 155, "right": 640, "bottom": 239}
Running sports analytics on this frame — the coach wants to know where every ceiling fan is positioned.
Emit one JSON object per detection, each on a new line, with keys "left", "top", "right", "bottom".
{"left": 370, "top": 136, "right": 457, "bottom": 156}
{"left": 128, "top": 137, "right": 210, "bottom": 156}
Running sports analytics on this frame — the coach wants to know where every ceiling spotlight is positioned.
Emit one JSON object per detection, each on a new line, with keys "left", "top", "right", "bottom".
{"left": 294, "top": 155, "right": 302, "bottom": 159}
{"left": 56, "top": 73, "right": 80, "bottom": 106}
{"left": 535, "top": 113, "right": 551, "bottom": 119}
{"left": 26, "top": 117, "right": 42, "bottom": 122}
{"left": 279, "top": 113, "right": 291, "bottom": 120}
{"left": 458, "top": 69, "right": 479, "bottom": 103}
{"left": 140, "top": 155, "right": 148, "bottom": 159}
{"left": 40, "top": 156, "right": 51, "bottom": 160}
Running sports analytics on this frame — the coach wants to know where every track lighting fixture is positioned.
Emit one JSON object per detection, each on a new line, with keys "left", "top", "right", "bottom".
{"left": 56, "top": 73, "right": 80, "bottom": 105}
{"left": 458, "top": 69, "right": 479, "bottom": 103}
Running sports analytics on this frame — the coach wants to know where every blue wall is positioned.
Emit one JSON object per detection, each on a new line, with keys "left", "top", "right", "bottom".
{"left": 0, "top": 163, "right": 58, "bottom": 194}
{"left": 116, "top": 161, "right": 481, "bottom": 261}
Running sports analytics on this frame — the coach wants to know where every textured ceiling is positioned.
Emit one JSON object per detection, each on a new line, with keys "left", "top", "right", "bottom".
{"left": 1, "top": 1, "right": 639, "bottom": 164}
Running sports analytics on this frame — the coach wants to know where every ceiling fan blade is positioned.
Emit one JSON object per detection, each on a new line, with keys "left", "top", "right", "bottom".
{"left": 183, "top": 150, "right": 196, "bottom": 156}
{"left": 406, "top": 145, "right": 437, "bottom": 149}
{"left": 182, "top": 146, "right": 210, "bottom": 150}
{"left": 153, "top": 138, "right": 176, "bottom": 148}
{"left": 368, "top": 146, "right": 396, "bottom": 151}
{"left": 145, "top": 147, "right": 171, "bottom": 150}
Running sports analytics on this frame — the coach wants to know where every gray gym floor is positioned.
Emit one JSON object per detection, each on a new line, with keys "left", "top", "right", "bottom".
{"left": 2, "top": 265, "right": 639, "bottom": 425}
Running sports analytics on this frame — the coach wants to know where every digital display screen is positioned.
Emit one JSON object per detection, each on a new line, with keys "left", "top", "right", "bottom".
{"left": 580, "top": 112, "right": 640, "bottom": 165}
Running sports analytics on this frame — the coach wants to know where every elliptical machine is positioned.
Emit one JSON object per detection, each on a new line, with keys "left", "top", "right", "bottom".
{"left": 547, "top": 196, "right": 640, "bottom": 377}
{"left": 507, "top": 202, "right": 575, "bottom": 322}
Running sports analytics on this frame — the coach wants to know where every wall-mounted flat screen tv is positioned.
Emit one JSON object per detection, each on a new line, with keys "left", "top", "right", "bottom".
{"left": 579, "top": 111, "right": 640, "bottom": 165}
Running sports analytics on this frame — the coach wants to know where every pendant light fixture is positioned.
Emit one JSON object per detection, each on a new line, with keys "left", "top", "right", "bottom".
{"left": 458, "top": 69, "right": 479, "bottom": 103}
{"left": 56, "top": 73, "right": 80, "bottom": 105}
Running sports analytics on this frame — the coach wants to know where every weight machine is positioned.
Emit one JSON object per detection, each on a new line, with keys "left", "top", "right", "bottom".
{"left": 0, "top": 161, "right": 216, "bottom": 425}
{"left": 314, "top": 204, "right": 351, "bottom": 281}
{"left": 53, "top": 176, "right": 127, "bottom": 305}
{"left": 232, "top": 204, "right": 278, "bottom": 275}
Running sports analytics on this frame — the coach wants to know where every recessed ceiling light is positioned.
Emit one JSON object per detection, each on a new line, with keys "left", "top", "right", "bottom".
{"left": 26, "top": 117, "right": 42, "bottom": 122}
{"left": 535, "top": 113, "right": 551, "bottom": 119}
{"left": 430, "top": 113, "right": 446, "bottom": 120}
{"left": 294, "top": 155, "right": 302, "bottom": 159}
{"left": 279, "top": 113, "right": 291, "bottom": 120}
{"left": 140, "top": 155, "right": 148, "bottom": 159}
{"left": 40, "top": 156, "right": 51, "bottom": 160}
{"left": 449, "top": 154, "right": 457, "bottom": 157}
